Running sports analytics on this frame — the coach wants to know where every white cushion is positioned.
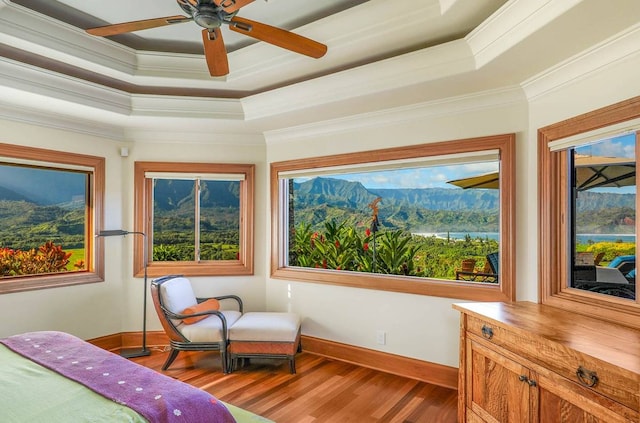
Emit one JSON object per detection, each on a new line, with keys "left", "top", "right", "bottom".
{"left": 229, "top": 312, "right": 300, "bottom": 342}
{"left": 160, "top": 277, "right": 197, "bottom": 314}
{"left": 180, "top": 310, "right": 243, "bottom": 342}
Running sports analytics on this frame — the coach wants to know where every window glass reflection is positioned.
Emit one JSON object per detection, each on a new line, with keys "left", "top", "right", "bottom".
{"left": 571, "top": 133, "right": 636, "bottom": 299}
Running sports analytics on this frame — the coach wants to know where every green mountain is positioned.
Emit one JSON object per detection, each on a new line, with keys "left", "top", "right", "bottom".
{"left": 0, "top": 185, "right": 30, "bottom": 202}
{"left": 576, "top": 191, "right": 635, "bottom": 211}
{"left": 0, "top": 174, "right": 636, "bottom": 251}
{"left": 291, "top": 177, "right": 500, "bottom": 232}
{"left": 0, "top": 165, "right": 86, "bottom": 205}
{"left": 291, "top": 177, "right": 635, "bottom": 234}
{"left": 153, "top": 179, "right": 240, "bottom": 211}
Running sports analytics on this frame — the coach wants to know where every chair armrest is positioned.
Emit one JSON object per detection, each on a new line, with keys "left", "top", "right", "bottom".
{"left": 196, "top": 294, "right": 243, "bottom": 313}
{"left": 163, "top": 307, "right": 227, "bottom": 323}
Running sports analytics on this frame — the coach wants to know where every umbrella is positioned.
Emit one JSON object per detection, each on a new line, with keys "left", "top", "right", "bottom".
{"left": 447, "top": 154, "right": 636, "bottom": 191}
{"left": 446, "top": 172, "right": 499, "bottom": 189}
{"left": 573, "top": 154, "right": 635, "bottom": 191}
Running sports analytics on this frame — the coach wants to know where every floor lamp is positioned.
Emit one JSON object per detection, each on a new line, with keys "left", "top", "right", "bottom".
{"left": 98, "top": 229, "right": 151, "bottom": 358}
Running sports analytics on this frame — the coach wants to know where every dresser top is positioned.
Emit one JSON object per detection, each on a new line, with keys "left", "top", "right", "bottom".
{"left": 453, "top": 301, "right": 640, "bottom": 375}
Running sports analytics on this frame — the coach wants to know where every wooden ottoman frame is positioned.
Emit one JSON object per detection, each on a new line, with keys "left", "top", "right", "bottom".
{"left": 228, "top": 312, "right": 302, "bottom": 374}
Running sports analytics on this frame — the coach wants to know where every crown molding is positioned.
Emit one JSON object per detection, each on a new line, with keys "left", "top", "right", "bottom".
{"left": 0, "top": 0, "right": 137, "bottom": 76}
{"left": 0, "top": 98, "right": 125, "bottom": 140}
{"left": 467, "top": 0, "right": 581, "bottom": 67}
{"left": 130, "top": 95, "right": 244, "bottom": 119}
{"left": 263, "top": 86, "right": 525, "bottom": 144}
{"left": 243, "top": 39, "right": 475, "bottom": 121}
{"left": 122, "top": 128, "right": 265, "bottom": 145}
{"left": 0, "top": 57, "right": 132, "bottom": 115}
{"left": 0, "top": 55, "right": 246, "bottom": 118}
{"left": 521, "top": 23, "right": 640, "bottom": 101}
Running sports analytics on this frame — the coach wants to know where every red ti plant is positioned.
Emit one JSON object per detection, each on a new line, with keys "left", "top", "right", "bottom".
{"left": 0, "top": 241, "right": 73, "bottom": 277}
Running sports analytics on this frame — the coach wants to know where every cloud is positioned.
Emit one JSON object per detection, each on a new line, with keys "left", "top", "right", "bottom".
{"left": 321, "top": 161, "right": 500, "bottom": 189}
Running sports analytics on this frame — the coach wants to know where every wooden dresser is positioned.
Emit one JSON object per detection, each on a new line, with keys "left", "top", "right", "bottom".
{"left": 454, "top": 301, "right": 640, "bottom": 422}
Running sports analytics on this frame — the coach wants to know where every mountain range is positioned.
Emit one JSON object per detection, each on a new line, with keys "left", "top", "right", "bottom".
{"left": 0, "top": 173, "right": 636, "bottom": 241}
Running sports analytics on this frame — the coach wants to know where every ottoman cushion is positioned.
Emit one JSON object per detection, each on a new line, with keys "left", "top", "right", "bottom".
{"left": 229, "top": 312, "right": 300, "bottom": 342}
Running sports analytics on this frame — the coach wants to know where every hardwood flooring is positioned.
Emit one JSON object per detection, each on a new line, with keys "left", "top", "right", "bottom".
{"left": 131, "top": 348, "right": 458, "bottom": 423}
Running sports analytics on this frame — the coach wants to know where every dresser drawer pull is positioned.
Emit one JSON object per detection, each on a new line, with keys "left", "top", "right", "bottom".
{"left": 576, "top": 366, "right": 599, "bottom": 388}
{"left": 518, "top": 375, "right": 537, "bottom": 387}
{"left": 481, "top": 325, "right": 494, "bottom": 339}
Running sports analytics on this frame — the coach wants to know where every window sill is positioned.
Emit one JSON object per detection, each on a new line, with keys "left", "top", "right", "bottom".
{"left": 0, "top": 272, "right": 103, "bottom": 294}
{"left": 272, "top": 267, "right": 512, "bottom": 302}
{"left": 147, "top": 261, "right": 253, "bottom": 278}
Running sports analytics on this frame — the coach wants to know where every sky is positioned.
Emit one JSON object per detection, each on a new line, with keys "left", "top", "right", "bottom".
{"left": 575, "top": 132, "right": 635, "bottom": 159}
{"left": 305, "top": 160, "right": 500, "bottom": 190}
{"left": 295, "top": 132, "right": 637, "bottom": 191}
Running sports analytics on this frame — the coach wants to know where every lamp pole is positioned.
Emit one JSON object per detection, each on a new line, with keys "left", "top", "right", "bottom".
{"left": 98, "top": 229, "right": 151, "bottom": 358}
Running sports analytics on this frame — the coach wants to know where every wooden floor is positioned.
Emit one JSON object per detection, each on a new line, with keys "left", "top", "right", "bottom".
{"left": 131, "top": 348, "right": 457, "bottom": 423}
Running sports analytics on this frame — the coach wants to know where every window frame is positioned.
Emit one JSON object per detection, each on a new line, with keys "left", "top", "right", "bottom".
{"left": 0, "top": 143, "right": 105, "bottom": 294}
{"left": 270, "top": 134, "right": 516, "bottom": 301}
{"left": 134, "top": 161, "right": 254, "bottom": 277}
{"left": 538, "top": 95, "right": 640, "bottom": 329}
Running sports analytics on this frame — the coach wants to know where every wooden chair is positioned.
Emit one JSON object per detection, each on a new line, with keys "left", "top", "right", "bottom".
{"left": 460, "top": 258, "right": 477, "bottom": 272}
{"left": 150, "top": 275, "right": 243, "bottom": 373}
{"left": 455, "top": 253, "right": 498, "bottom": 283}
{"left": 593, "top": 252, "right": 605, "bottom": 265}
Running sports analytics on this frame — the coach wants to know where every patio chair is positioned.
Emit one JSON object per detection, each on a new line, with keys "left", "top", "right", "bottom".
{"left": 608, "top": 255, "right": 635, "bottom": 276}
{"left": 150, "top": 275, "right": 243, "bottom": 373}
{"left": 455, "top": 253, "right": 498, "bottom": 283}
{"left": 593, "top": 252, "right": 605, "bottom": 265}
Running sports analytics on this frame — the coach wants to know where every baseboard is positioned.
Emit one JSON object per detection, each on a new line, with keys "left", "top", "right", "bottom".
{"left": 88, "top": 331, "right": 458, "bottom": 390}
{"left": 87, "top": 331, "right": 170, "bottom": 352}
{"left": 301, "top": 335, "right": 458, "bottom": 390}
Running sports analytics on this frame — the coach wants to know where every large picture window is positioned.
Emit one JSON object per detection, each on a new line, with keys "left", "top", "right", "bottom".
{"left": 271, "top": 135, "right": 516, "bottom": 301}
{"left": 0, "top": 143, "right": 105, "bottom": 294}
{"left": 539, "top": 96, "right": 640, "bottom": 329}
{"left": 134, "top": 162, "right": 254, "bottom": 277}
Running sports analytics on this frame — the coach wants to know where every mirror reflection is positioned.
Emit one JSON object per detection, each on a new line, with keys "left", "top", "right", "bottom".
{"left": 570, "top": 133, "right": 636, "bottom": 299}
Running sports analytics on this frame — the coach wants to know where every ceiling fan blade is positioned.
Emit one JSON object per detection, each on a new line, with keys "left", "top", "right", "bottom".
{"left": 86, "top": 15, "right": 191, "bottom": 37}
{"left": 202, "top": 28, "right": 229, "bottom": 77}
{"left": 229, "top": 17, "right": 327, "bottom": 59}
{"left": 214, "top": 0, "right": 255, "bottom": 14}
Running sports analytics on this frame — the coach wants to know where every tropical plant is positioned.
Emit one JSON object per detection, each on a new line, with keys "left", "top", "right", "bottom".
{"left": 290, "top": 220, "right": 425, "bottom": 276}
{"left": 0, "top": 241, "right": 82, "bottom": 277}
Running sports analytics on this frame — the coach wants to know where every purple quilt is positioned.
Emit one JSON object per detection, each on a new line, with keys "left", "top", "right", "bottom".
{"left": 0, "top": 331, "right": 236, "bottom": 423}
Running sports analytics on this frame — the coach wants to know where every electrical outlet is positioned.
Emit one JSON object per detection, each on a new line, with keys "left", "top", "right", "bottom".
{"left": 376, "top": 330, "right": 386, "bottom": 345}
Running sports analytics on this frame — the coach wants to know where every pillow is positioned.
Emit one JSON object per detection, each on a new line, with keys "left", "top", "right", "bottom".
{"left": 181, "top": 298, "right": 220, "bottom": 325}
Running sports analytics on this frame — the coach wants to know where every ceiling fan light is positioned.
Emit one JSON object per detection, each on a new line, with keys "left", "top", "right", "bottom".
{"left": 193, "top": 5, "right": 222, "bottom": 29}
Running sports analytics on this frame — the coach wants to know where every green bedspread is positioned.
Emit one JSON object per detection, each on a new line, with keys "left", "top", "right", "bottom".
{"left": 0, "top": 344, "right": 273, "bottom": 423}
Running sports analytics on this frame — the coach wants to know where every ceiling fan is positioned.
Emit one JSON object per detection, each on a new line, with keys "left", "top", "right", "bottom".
{"left": 85, "top": 0, "right": 328, "bottom": 77}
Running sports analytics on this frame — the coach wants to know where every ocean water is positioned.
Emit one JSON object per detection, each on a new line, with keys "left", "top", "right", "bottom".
{"left": 415, "top": 232, "right": 636, "bottom": 244}
{"left": 414, "top": 232, "right": 499, "bottom": 241}
{"left": 575, "top": 234, "right": 635, "bottom": 243}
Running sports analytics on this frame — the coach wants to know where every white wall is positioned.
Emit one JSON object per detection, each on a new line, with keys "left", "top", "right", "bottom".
{"left": 0, "top": 122, "right": 268, "bottom": 339}
{"left": 265, "top": 94, "right": 529, "bottom": 367}
{"left": 123, "top": 138, "right": 269, "bottom": 333}
{"left": 0, "top": 120, "right": 127, "bottom": 339}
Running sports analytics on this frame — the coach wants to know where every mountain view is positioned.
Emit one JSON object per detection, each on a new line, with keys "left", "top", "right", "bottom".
{"left": 290, "top": 177, "right": 635, "bottom": 235}
{"left": 0, "top": 174, "right": 636, "bottom": 252}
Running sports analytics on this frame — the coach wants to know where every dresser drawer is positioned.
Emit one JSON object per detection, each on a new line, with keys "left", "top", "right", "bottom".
{"left": 466, "top": 315, "right": 640, "bottom": 412}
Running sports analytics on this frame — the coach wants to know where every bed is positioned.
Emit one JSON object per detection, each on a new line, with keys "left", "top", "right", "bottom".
{"left": 0, "top": 331, "right": 272, "bottom": 423}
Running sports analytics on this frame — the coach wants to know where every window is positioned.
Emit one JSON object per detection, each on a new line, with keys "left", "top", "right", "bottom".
{"left": 134, "top": 162, "right": 254, "bottom": 277}
{"left": 539, "top": 95, "right": 640, "bottom": 329}
{"left": 271, "top": 135, "right": 516, "bottom": 301}
{"left": 0, "top": 143, "right": 105, "bottom": 294}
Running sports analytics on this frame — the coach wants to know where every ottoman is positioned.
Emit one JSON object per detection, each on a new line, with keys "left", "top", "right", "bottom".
{"left": 228, "top": 312, "right": 301, "bottom": 373}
